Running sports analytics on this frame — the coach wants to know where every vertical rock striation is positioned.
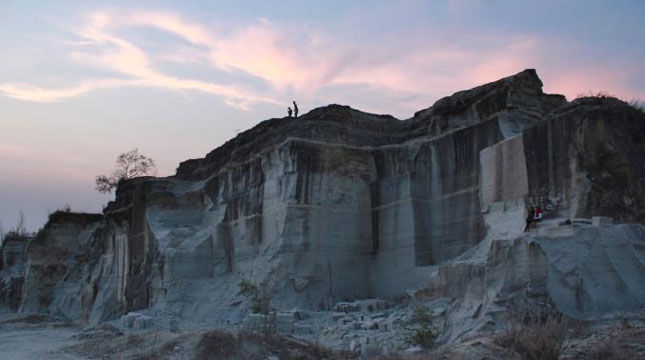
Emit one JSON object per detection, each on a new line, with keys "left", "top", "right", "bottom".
{"left": 2, "top": 69, "right": 644, "bottom": 326}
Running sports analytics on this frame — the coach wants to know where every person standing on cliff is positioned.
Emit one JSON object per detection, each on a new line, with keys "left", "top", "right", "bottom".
{"left": 287, "top": 107, "right": 293, "bottom": 118}
{"left": 293, "top": 101, "right": 299, "bottom": 118}
{"left": 524, "top": 206, "right": 535, "bottom": 232}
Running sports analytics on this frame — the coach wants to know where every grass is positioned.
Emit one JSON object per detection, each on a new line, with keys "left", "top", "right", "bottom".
{"left": 494, "top": 302, "right": 566, "bottom": 360}
{"left": 196, "top": 331, "right": 239, "bottom": 360}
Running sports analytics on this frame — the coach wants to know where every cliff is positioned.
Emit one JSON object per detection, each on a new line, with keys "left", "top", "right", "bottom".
{"left": 2, "top": 70, "right": 645, "bottom": 337}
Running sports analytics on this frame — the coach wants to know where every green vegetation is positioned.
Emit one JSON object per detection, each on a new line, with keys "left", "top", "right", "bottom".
{"left": 406, "top": 305, "right": 436, "bottom": 348}
{"left": 238, "top": 278, "right": 271, "bottom": 315}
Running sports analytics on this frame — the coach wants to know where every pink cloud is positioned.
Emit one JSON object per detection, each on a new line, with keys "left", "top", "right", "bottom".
{"left": 0, "top": 79, "right": 132, "bottom": 102}
{"left": 0, "top": 142, "right": 101, "bottom": 181}
{"left": 543, "top": 67, "right": 640, "bottom": 101}
{"left": 0, "top": 11, "right": 281, "bottom": 109}
{"left": 1, "top": 8, "right": 641, "bottom": 113}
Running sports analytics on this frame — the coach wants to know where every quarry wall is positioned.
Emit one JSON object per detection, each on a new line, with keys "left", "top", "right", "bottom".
{"left": 2, "top": 69, "right": 644, "bottom": 326}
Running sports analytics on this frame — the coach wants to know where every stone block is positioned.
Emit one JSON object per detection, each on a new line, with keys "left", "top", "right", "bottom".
{"left": 334, "top": 301, "right": 360, "bottom": 313}
{"left": 378, "top": 320, "right": 392, "bottom": 331}
{"left": 293, "top": 324, "right": 313, "bottom": 335}
{"left": 292, "top": 310, "right": 308, "bottom": 320}
{"left": 337, "top": 316, "right": 353, "bottom": 325}
{"left": 122, "top": 312, "right": 142, "bottom": 328}
{"left": 573, "top": 218, "right": 592, "bottom": 225}
{"left": 133, "top": 315, "right": 153, "bottom": 329}
{"left": 331, "top": 312, "right": 345, "bottom": 321}
{"left": 277, "top": 312, "right": 295, "bottom": 324}
{"left": 247, "top": 313, "right": 267, "bottom": 326}
{"left": 276, "top": 323, "right": 293, "bottom": 333}
{"left": 592, "top": 216, "right": 613, "bottom": 227}
{"left": 349, "top": 340, "right": 361, "bottom": 353}
{"left": 371, "top": 312, "right": 387, "bottom": 319}
{"left": 402, "top": 346, "right": 423, "bottom": 355}
{"left": 431, "top": 307, "right": 446, "bottom": 317}
{"left": 362, "top": 321, "right": 378, "bottom": 330}
{"left": 355, "top": 299, "right": 387, "bottom": 312}
{"left": 362, "top": 344, "right": 382, "bottom": 358}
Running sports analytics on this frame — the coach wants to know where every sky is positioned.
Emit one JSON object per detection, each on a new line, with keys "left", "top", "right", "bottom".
{"left": 1, "top": 0, "right": 644, "bottom": 233}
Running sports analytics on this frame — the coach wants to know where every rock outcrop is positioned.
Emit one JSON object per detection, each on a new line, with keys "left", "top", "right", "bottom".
{"left": 0, "top": 233, "right": 29, "bottom": 312}
{"left": 2, "top": 69, "right": 644, "bottom": 338}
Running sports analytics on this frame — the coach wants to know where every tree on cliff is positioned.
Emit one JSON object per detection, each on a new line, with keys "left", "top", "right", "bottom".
{"left": 95, "top": 148, "right": 156, "bottom": 193}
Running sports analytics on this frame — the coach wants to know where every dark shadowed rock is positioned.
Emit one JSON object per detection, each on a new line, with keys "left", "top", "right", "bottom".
{"left": 2, "top": 70, "right": 644, "bottom": 336}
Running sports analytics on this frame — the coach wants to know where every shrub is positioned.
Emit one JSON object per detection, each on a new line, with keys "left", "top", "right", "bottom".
{"left": 196, "top": 331, "right": 238, "bottom": 360}
{"left": 628, "top": 99, "right": 645, "bottom": 113}
{"left": 239, "top": 278, "right": 277, "bottom": 339}
{"left": 238, "top": 278, "right": 271, "bottom": 315}
{"left": 406, "top": 306, "right": 436, "bottom": 348}
{"left": 495, "top": 302, "right": 566, "bottom": 360}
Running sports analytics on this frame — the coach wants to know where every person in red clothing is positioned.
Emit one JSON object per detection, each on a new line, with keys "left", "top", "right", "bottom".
{"left": 534, "top": 206, "right": 543, "bottom": 222}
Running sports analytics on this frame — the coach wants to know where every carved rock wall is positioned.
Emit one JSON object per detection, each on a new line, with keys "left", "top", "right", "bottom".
{"left": 3, "top": 70, "right": 645, "bottom": 326}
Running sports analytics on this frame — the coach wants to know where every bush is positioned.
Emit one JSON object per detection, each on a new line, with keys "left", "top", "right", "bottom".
{"left": 238, "top": 278, "right": 271, "bottom": 315}
{"left": 406, "top": 306, "right": 436, "bottom": 348}
{"left": 495, "top": 302, "right": 566, "bottom": 360}
{"left": 628, "top": 99, "right": 645, "bottom": 113}
{"left": 196, "top": 331, "right": 238, "bottom": 360}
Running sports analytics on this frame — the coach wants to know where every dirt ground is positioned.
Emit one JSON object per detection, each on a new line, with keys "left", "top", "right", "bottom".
{"left": 0, "top": 313, "right": 355, "bottom": 360}
{"left": 0, "top": 313, "right": 83, "bottom": 360}
{"left": 1, "top": 313, "right": 644, "bottom": 360}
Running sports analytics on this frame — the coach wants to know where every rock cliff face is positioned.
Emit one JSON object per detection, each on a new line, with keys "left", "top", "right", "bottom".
{"left": 0, "top": 234, "right": 28, "bottom": 312}
{"left": 2, "top": 69, "right": 645, "bottom": 331}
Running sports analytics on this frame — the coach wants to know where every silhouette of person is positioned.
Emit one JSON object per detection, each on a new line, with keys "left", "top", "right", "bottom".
{"left": 293, "top": 101, "right": 299, "bottom": 118}
{"left": 287, "top": 107, "right": 293, "bottom": 118}
{"left": 524, "top": 206, "right": 535, "bottom": 232}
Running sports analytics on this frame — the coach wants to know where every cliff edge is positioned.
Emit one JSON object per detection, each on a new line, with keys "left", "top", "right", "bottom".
{"left": 2, "top": 70, "right": 644, "bottom": 348}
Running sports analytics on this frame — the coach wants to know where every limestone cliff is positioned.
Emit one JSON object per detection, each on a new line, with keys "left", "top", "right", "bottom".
{"left": 2, "top": 69, "right": 645, "bottom": 330}
{"left": 0, "top": 233, "right": 28, "bottom": 312}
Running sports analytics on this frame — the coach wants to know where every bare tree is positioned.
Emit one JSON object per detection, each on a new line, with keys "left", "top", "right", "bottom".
{"left": 14, "top": 212, "right": 26, "bottom": 236}
{"left": 95, "top": 148, "right": 156, "bottom": 194}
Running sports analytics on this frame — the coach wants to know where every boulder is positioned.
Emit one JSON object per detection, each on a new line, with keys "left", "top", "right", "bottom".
{"left": 133, "top": 315, "right": 153, "bottom": 329}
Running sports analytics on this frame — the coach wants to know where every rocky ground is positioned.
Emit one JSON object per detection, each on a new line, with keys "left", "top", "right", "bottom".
{"left": 1, "top": 306, "right": 644, "bottom": 360}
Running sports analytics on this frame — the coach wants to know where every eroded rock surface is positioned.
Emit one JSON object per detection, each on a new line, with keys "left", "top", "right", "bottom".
{"left": 0, "top": 234, "right": 29, "bottom": 312}
{"left": 2, "top": 69, "right": 644, "bottom": 343}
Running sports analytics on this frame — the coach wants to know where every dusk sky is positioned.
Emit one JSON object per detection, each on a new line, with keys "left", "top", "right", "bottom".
{"left": 1, "top": 0, "right": 644, "bottom": 232}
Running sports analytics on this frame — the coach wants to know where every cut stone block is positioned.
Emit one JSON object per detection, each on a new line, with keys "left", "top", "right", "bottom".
{"left": 277, "top": 312, "right": 295, "bottom": 324}
{"left": 122, "top": 312, "right": 142, "bottom": 328}
{"left": 276, "top": 323, "right": 293, "bottom": 333}
{"left": 133, "top": 315, "right": 153, "bottom": 329}
{"left": 293, "top": 324, "right": 313, "bottom": 334}
{"left": 592, "top": 216, "right": 613, "bottom": 227}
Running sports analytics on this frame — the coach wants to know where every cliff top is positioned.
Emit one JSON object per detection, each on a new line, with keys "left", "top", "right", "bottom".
{"left": 175, "top": 69, "right": 561, "bottom": 181}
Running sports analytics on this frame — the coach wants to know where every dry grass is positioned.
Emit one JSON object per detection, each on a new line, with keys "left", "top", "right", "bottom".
{"left": 494, "top": 303, "right": 567, "bottom": 360}
{"left": 588, "top": 343, "right": 638, "bottom": 360}
{"left": 196, "top": 330, "right": 239, "bottom": 360}
{"left": 239, "top": 331, "right": 358, "bottom": 360}
{"left": 194, "top": 330, "right": 357, "bottom": 360}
